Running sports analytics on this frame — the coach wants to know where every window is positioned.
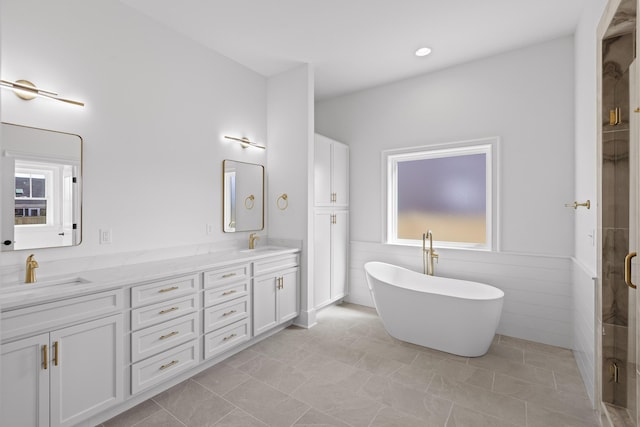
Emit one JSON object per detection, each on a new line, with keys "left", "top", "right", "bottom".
{"left": 385, "top": 137, "right": 498, "bottom": 250}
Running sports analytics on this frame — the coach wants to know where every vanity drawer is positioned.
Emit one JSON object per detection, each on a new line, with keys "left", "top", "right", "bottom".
{"left": 1, "top": 289, "right": 123, "bottom": 341}
{"left": 253, "top": 254, "right": 299, "bottom": 276}
{"left": 131, "top": 312, "right": 199, "bottom": 363}
{"left": 203, "top": 281, "right": 249, "bottom": 307}
{"left": 131, "top": 294, "right": 198, "bottom": 331}
{"left": 131, "top": 274, "right": 198, "bottom": 308}
{"left": 131, "top": 340, "right": 198, "bottom": 394}
{"left": 203, "top": 297, "right": 249, "bottom": 333}
{"left": 203, "top": 264, "right": 249, "bottom": 289}
{"left": 203, "top": 319, "right": 250, "bottom": 360}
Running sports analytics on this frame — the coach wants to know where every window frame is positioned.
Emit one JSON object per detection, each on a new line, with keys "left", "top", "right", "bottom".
{"left": 383, "top": 137, "right": 500, "bottom": 251}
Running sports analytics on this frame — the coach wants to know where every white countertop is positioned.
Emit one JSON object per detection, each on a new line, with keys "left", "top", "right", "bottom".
{"left": 0, "top": 246, "right": 299, "bottom": 310}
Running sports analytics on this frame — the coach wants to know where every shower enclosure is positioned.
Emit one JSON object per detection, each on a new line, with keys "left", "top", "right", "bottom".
{"left": 600, "top": 0, "right": 639, "bottom": 424}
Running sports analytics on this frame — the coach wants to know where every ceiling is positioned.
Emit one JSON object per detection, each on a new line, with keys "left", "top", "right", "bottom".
{"left": 121, "top": 0, "right": 587, "bottom": 100}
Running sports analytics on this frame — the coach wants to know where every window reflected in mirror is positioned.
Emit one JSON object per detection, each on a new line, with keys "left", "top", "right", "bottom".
{"left": 1, "top": 123, "right": 82, "bottom": 251}
{"left": 15, "top": 169, "right": 48, "bottom": 225}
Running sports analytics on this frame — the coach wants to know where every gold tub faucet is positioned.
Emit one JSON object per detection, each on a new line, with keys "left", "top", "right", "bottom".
{"left": 422, "top": 230, "right": 439, "bottom": 276}
{"left": 25, "top": 254, "right": 39, "bottom": 283}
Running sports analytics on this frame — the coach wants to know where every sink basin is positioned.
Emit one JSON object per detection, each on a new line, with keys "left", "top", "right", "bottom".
{"left": 0, "top": 276, "right": 90, "bottom": 295}
{"left": 239, "top": 246, "right": 285, "bottom": 254}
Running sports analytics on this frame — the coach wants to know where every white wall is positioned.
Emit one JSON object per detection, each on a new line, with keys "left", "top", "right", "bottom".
{"left": 0, "top": 0, "right": 267, "bottom": 269}
{"left": 267, "top": 64, "right": 316, "bottom": 327}
{"left": 316, "top": 37, "right": 577, "bottom": 348}
{"left": 572, "top": 0, "right": 608, "bottom": 407}
{"left": 317, "top": 37, "right": 576, "bottom": 255}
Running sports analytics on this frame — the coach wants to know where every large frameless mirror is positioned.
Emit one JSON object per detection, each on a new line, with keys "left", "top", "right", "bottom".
{"left": 1, "top": 122, "right": 82, "bottom": 251}
{"left": 223, "top": 160, "right": 264, "bottom": 232}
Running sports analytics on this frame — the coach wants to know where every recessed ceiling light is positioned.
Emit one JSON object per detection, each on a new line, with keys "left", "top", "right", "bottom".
{"left": 415, "top": 47, "right": 432, "bottom": 57}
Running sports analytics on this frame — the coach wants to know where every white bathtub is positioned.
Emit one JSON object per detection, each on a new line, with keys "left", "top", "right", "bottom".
{"left": 364, "top": 261, "right": 504, "bottom": 357}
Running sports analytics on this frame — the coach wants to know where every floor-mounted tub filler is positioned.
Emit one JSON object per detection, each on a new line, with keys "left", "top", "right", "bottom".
{"left": 364, "top": 261, "right": 504, "bottom": 357}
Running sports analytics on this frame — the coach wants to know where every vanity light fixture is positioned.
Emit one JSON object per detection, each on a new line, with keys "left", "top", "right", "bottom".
{"left": 415, "top": 47, "right": 432, "bottom": 57}
{"left": 224, "top": 135, "right": 266, "bottom": 150}
{"left": 0, "top": 79, "right": 85, "bottom": 107}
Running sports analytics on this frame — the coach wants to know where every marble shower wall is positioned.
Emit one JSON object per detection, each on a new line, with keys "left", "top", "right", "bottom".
{"left": 602, "top": 30, "right": 633, "bottom": 407}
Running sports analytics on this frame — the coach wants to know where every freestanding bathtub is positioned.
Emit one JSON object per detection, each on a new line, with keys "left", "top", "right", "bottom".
{"left": 364, "top": 261, "right": 504, "bottom": 357}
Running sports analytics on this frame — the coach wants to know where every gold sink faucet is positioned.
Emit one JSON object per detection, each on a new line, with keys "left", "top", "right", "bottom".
{"left": 25, "top": 254, "right": 39, "bottom": 283}
{"left": 422, "top": 230, "right": 439, "bottom": 276}
{"left": 249, "top": 233, "right": 260, "bottom": 250}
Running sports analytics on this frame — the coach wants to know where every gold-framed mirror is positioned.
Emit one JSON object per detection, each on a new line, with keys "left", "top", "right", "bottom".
{"left": 1, "top": 122, "right": 82, "bottom": 251}
{"left": 223, "top": 160, "right": 264, "bottom": 232}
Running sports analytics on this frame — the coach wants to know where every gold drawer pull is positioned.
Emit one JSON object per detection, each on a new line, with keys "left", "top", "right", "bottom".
{"left": 43, "top": 345, "right": 48, "bottom": 370}
{"left": 159, "top": 331, "right": 179, "bottom": 340}
{"left": 53, "top": 341, "right": 59, "bottom": 366}
{"left": 222, "top": 290, "right": 236, "bottom": 296}
{"left": 222, "top": 310, "right": 237, "bottom": 317}
{"left": 158, "top": 286, "right": 179, "bottom": 293}
{"left": 159, "top": 307, "right": 179, "bottom": 315}
{"left": 222, "top": 273, "right": 237, "bottom": 278}
{"left": 159, "top": 360, "right": 178, "bottom": 370}
{"left": 223, "top": 333, "right": 237, "bottom": 341}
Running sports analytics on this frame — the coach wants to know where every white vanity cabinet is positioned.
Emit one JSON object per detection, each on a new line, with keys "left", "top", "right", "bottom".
{"left": 253, "top": 254, "right": 300, "bottom": 336}
{"left": 313, "top": 210, "right": 348, "bottom": 308}
{"left": 129, "top": 274, "right": 200, "bottom": 394}
{"left": 314, "top": 133, "right": 349, "bottom": 310}
{"left": 314, "top": 133, "right": 349, "bottom": 208}
{"left": 0, "top": 247, "right": 303, "bottom": 427}
{"left": 1, "top": 291, "right": 124, "bottom": 427}
{"left": 1, "top": 333, "right": 50, "bottom": 427}
{"left": 49, "top": 315, "right": 123, "bottom": 427}
{"left": 202, "top": 263, "right": 251, "bottom": 360}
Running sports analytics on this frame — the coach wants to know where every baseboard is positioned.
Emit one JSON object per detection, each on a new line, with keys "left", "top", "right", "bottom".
{"left": 293, "top": 308, "right": 317, "bottom": 329}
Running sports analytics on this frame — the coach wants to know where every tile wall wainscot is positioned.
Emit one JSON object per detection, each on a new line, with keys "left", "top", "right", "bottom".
{"left": 572, "top": 257, "right": 598, "bottom": 405}
{"left": 0, "top": 242, "right": 301, "bottom": 427}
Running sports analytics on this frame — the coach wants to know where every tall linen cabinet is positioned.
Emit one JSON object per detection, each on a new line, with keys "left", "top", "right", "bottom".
{"left": 313, "top": 133, "right": 349, "bottom": 309}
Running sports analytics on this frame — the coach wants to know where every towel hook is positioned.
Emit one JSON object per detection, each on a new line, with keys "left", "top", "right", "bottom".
{"left": 564, "top": 200, "right": 590, "bottom": 210}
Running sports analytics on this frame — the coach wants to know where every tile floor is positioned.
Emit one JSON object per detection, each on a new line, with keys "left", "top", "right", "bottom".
{"left": 604, "top": 403, "right": 635, "bottom": 427}
{"left": 99, "top": 303, "right": 600, "bottom": 427}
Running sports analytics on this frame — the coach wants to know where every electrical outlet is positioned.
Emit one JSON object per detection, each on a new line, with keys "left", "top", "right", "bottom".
{"left": 206, "top": 224, "right": 214, "bottom": 235}
{"left": 99, "top": 229, "right": 112, "bottom": 244}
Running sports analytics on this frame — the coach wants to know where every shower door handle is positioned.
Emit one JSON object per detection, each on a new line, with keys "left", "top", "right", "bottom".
{"left": 625, "top": 252, "right": 637, "bottom": 289}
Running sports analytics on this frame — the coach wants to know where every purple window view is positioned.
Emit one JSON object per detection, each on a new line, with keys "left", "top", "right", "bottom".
{"left": 396, "top": 153, "right": 487, "bottom": 243}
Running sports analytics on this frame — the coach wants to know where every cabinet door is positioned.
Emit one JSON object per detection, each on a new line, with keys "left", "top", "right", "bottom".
{"left": 314, "top": 211, "right": 332, "bottom": 308}
{"left": 331, "top": 211, "right": 349, "bottom": 300}
{"left": 279, "top": 269, "right": 299, "bottom": 323}
{"left": 332, "top": 142, "right": 349, "bottom": 208}
{"left": 50, "top": 314, "right": 123, "bottom": 427}
{"left": 1, "top": 334, "right": 49, "bottom": 427}
{"left": 314, "top": 135, "right": 333, "bottom": 206}
{"left": 253, "top": 276, "right": 278, "bottom": 336}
